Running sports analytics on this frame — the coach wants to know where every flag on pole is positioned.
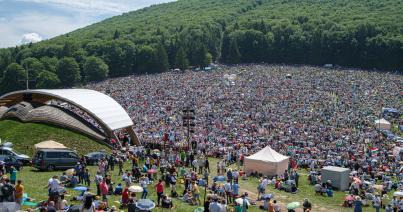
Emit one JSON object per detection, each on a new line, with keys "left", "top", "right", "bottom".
{"left": 370, "top": 147, "right": 379, "bottom": 155}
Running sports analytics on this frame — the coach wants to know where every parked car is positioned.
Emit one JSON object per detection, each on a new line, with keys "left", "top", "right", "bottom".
{"left": 32, "top": 149, "right": 79, "bottom": 171}
{"left": 0, "top": 155, "right": 23, "bottom": 171}
{"left": 84, "top": 151, "right": 108, "bottom": 165}
{"left": 0, "top": 147, "right": 30, "bottom": 165}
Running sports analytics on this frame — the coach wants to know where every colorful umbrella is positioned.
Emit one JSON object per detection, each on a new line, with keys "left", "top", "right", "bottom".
{"left": 22, "top": 201, "right": 37, "bottom": 206}
{"left": 147, "top": 169, "right": 157, "bottom": 174}
{"left": 73, "top": 186, "right": 87, "bottom": 191}
{"left": 345, "top": 195, "right": 354, "bottom": 201}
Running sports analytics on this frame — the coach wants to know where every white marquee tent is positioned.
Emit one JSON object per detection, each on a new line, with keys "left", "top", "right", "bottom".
{"left": 34, "top": 140, "right": 68, "bottom": 150}
{"left": 375, "top": 118, "right": 391, "bottom": 130}
{"left": 244, "top": 146, "right": 289, "bottom": 176}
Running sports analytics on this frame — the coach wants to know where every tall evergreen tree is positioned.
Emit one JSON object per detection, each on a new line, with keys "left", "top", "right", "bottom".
{"left": 228, "top": 39, "right": 241, "bottom": 64}
{"left": 113, "top": 29, "right": 120, "bottom": 39}
{"left": 153, "top": 44, "right": 169, "bottom": 73}
{"left": 175, "top": 47, "right": 189, "bottom": 70}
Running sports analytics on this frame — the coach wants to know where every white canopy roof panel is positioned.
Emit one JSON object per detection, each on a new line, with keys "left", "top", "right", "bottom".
{"left": 246, "top": 146, "right": 289, "bottom": 162}
{"left": 375, "top": 118, "right": 390, "bottom": 125}
{"left": 0, "top": 89, "right": 133, "bottom": 131}
{"left": 35, "top": 140, "right": 68, "bottom": 150}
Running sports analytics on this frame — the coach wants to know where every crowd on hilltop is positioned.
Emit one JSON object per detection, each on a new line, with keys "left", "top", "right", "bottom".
{"left": 82, "top": 64, "right": 401, "bottom": 210}
{"left": 85, "top": 64, "right": 401, "bottom": 160}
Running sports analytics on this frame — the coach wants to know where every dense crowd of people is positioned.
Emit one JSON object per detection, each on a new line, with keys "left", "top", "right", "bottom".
{"left": 0, "top": 64, "right": 401, "bottom": 211}
{"left": 85, "top": 64, "right": 402, "bottom": 210}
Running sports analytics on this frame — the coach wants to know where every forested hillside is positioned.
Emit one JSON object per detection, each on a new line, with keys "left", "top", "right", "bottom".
{"left": 0, "top": 0, "right": 402, "bottom": 94}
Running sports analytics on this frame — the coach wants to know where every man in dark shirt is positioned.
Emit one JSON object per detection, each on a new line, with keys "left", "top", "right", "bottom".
{"left": 46, "top": 201, "right": 57, "bottom": 212}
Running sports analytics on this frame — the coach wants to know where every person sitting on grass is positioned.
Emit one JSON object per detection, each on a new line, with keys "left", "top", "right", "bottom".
{"left": 46, "top": 201, "right": 57, "bottom": 212}
{"left": 290, "top": 183, "right": 298, "bottom": 193}
{"left": 303, "top": 198, "right": 312, "bottom": 212}
{"left": 183, "top": 190, "right": 197, "bottom": 205}
{"left": 259, "top": 198, "right": 270, "bottom": 210}
{"left": 68, "top": 174, "right": 78, "bottom": 188}
{"left": 314, "top": 183, "right": 326, "bottom": 195}
{"left": 58, "top": 194, "right": 68, "bottom": 211}
{"left": 60, "top": 172, "right": 68, "bottom": 183}
{"left": 162, "top": 194, "right": 173, "bottom": 208}
{"left": 114, "top": 183, "right": 123, "bottom": 195}
{"left": 326, "top": 187, "right": 334, "bottom": 197}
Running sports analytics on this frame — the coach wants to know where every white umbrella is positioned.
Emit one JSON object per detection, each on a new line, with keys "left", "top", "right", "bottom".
{"left": 235, "top": 198, "right": 250, "bottom": 206}
{"left": 393, "top": 191, "right": 403, "bottom": 197}
{"left": 129, "top": 185, "right": 143, "bottom": 193}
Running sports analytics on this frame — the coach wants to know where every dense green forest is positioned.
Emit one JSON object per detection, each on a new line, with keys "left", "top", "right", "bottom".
{"left": 0, "top": 0, "right": 402, "bottom": 94}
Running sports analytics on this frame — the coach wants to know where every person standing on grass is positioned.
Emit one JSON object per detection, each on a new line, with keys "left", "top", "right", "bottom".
{"left": 140, "top": 176, "right": 148, "bottom": 199}
{"left": 232, "top": 182, "right": 239, "bottom": 203}
{"left": 83, "top": 169, "right": 91, "bottom": 187}
{"left": 354, "top": 196, "right": 362, "bottom": 212}
{"left": 372, "top": 194, "right": 381, "bottom": 212}
{"left": 224, "top": 180, "right": 232, "bottom": 204}
{"left": 10, "top": 166, "right": 17, "bottom": 185}
{"left": 95, "top": 171, "right": 103, "bottom": 196}
{"left": 100, "top": 178, "right": 109, "bottom": 207}
{"left": 209, "top": 198, "right": 221, "bottom": 212}
{"left": 192, "top": 181, "right": 200, "bottom": 205}
{"left": 241, "top": 194, "right": 248, "bottom": 212}
{"left": 205, "top": 158, "right": 210, "bottom": 173}
{"left": 108, "top": 155, "right": 115, "bottom": 171}
{"left": 155, "top": 179, "right": 164, "bottom": 207}
{"left": 118, "top": 158, "right": 123, "bottom": 175}
{"left": 14, "top": 180, "right": 23, "bottom": 206}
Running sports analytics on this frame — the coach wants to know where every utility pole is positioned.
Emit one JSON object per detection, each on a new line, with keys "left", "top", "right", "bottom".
{"left": 19, "top": 65, "right": 34, "bottom": 90}
{"left": 182, "top": 106, "right": 195, "bottom": 151}
{"left": 26, "top": 67, "right": 29, "bottom": 90}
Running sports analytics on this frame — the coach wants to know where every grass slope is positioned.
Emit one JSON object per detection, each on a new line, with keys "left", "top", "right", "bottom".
{"left": 0, "top": 120, "right": 109, "bottom": 156}
{"left": 14, "top": 157, "right": 374, "bottom": 212}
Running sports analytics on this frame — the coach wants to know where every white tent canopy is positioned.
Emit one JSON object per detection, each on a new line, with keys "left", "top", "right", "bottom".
{"left": 34, "top": 140, "right": 68, "bottom": 150}
{"left": 244, "top": 146, "right": 289, "bottom": 176}
{"left": 375, "top": 118, "right": 391, "bottom": 130}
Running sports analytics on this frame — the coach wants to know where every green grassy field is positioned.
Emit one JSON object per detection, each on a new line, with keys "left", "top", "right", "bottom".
{"left": 8, "top": 157, "right": 379, "bottom": 212}
{"left": 0, "top": 120, "right": 109, "bottom": 156}
{"left": 0, "top": 119, "right": 387, "bottom": 211}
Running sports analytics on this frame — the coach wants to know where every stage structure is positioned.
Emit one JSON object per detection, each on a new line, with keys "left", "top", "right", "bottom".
{"left": 0, "top": 89, "right": 139, "bottom": 146}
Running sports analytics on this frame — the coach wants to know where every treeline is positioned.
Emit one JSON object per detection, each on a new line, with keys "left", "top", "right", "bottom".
{"left": 0, "top": 0, "right": 402, "bottom": 94}
{"left": 0, "top": 26, "right": 216, "bottom": 94}
{"left": 221, "top": 21, "right": 403, "bottom": 69}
